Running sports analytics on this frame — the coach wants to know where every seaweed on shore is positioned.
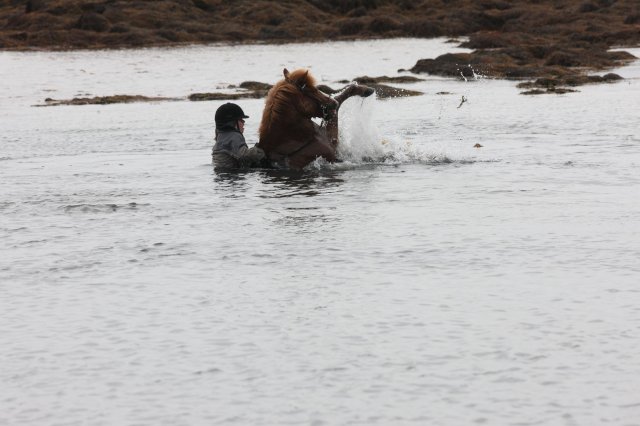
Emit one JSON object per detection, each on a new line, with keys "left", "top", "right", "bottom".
{"left": 37, "top": 94, "right": 180, "bottom": 106}
{"left": 516, "top": 72, "right": 623, "bottom": 94}
{"left": 36, "top": 76, "right": 422, "bottom": 107}
{"left": 2, "top": 0, "right": 638, "bottom": 95}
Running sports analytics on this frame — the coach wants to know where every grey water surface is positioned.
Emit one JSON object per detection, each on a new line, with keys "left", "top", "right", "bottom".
{"left": 1, "top": 39, "right": 640, "bottom": 425}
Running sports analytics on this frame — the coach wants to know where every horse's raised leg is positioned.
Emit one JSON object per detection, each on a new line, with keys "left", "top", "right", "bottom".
{"left": 333, "top": 83, "right": 375, "bottom": 106}
{"left": 325, "top": 83, "right": 375, "bottom": 147}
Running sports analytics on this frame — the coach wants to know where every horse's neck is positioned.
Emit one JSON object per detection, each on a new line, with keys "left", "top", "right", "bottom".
{"left": 261, "top": 113, "right": 315, "bottom": 146}
{"left": 281, "top": 115, "right": 314, "bottom": 133}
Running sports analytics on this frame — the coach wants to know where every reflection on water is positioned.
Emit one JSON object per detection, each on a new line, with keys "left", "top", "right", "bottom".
{"left": 259, "top": 169, "right": 346, "bottom": 198}
{"left": 263, "top": 172, "right": 345, "bottom": 234}
{"left": 213, "top": 168, "right": 346, "bottom": 198}
{"left": 212, "top": 168, "right": 347, "bottom": 234}
{"left": 212, "top": 169, "right": 250, "bottom": 193}
{"left": 273, "top": 208, "right": 337, "bottom": 232}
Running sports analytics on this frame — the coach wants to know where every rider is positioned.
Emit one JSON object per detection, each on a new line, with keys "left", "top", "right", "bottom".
{"left": 211, "top": 102, "right": 266, "bottom": 170}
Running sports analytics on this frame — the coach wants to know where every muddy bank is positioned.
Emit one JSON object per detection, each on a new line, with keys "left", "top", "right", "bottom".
{"left": 2, "top": 0, "right": 638, "bottom": 93}
{"left": 2, "top": 1, "right": 638, "bottom": 51}
{"left": 404, "top": 1, "right": 639, "bottom": 93}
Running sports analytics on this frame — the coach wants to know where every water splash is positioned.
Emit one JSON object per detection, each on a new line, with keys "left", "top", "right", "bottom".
{"left": 458, "top": 64, "right": 486, "bottom": 82}
{"left": 325, "top": 95, "right": 475, "bottom": 169}
{"left": 336, "top": 94, "right": 385, "bottom": 163}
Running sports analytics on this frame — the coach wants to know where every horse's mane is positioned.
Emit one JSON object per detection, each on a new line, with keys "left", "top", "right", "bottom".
{"left": 259, "top": 69, "right": 317, "bottom": 140}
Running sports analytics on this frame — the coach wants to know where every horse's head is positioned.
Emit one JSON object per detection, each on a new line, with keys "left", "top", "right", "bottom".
{"left": 283, "top": 68, "right": 338, "bottom": 120}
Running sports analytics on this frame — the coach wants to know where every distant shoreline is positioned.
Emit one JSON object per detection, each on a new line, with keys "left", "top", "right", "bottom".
{"left": 0, "top": 35, "right": 454, "bottom": 53}
{"left": 2, "top": 0, "right": 639, "bottom": 94}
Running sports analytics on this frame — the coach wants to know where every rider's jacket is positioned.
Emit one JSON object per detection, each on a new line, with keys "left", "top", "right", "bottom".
{"left": 211, "top": 122, "right": 265, "bottom": 170}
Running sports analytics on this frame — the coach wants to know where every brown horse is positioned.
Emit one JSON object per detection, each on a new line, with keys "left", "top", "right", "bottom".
{"left": 257, "top": 68, "right": 374, "bottom": 170}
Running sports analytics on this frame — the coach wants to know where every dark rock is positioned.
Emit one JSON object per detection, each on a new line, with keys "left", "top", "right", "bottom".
{"left": 602, "top": 72, "right": 623, "bottom": 81}
{"left": 461, "top": 31, "right": 508, "bottom": 49}
{"left": 551, "top": 88, "right": 579, "bottom": 94}
{"left": 578, "top": 2, "right": 599, "bottom": 13}
{"left": 238, "top": 81, "right": 272, "bottom": 91}
{"left": 308, "top": 0, "right": 380, "bottom": 14}
{"left": 517, "top": 72, "right": 623, "bottom": 91}
{"left": 564, "top": 75, "right": 590, "bottom": 86}
{"left": 545, "top": 51, "right": 582, "bottom": 67}
{"left": 353, "top": 75, "right": 423, "bottom": 84}
{"left": 504, "top": 67, "right": 541, "bottom": 78}
{"left": 533, "top": 77, "right": 557, "bottom": 88}
{"left": 189, "top": 91, "right": 268, "bottom": 101}
{"left": 368, "top": 17, "right": 400, "bottom": 34}
{"left": 339, "top": 18, "right": 365, "bottom": 36}
{"left": 76, "top": 13, "right": 111, "bottom": 32}
{"left": 402, "top": 19, "right": 443, "bottom": 37}
{"left": 481, "top": 1, "right": 512, "bottom": 10}
{"left": 25, "top": 0, "right": 46, "bottom": 13}
{"left": 258, "top": 26, "right": 291, "bottom": 39}
{"left": 47, "top": 5, "right": 76, "bottom": 16}
{"left": 625, "top": 13, "right": 640, "bottom": 24}
{"left": 410, "top": 53, "right": 474, "bottom": 77}
{"left": 369, "top": 84, "right": 422, "bottom": 98}
{"left": 347, "top": 7, "right": 367, "bottom": 18}
{"left": 192, "top": 0, "right": 216, "bottom": 11}
{"left": 109, "top": 23, "right": 130, "bottom": 33}
{"left": 157, "top": 30, "right": 182, "bottom": 42}
{"left": 80, "top": 3, "right": 106, "bottom": 14}
{"left": 266, "top": 16, "right": 283, "bottom": 26}
{"left": 521, "top": 87, "right": 578, "bottom": 95}
{"left": 224, "top": 31, "right": 246, "bottom": 41}
{"left": 118, "top": 30, "right": 154, "bottom": 47}
{"left": 9, "top": 32, "right": 28, "bottom": 41}
{"left": 528, "top": 44, "right": 552, "bottom": 59}
{"left": 607, "top": 50, "right": 637, "bottom": 62}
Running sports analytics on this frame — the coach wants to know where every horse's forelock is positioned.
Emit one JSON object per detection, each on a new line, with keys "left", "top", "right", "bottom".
{"left": 287, "top": 69, "right": 317, "bottom": 88}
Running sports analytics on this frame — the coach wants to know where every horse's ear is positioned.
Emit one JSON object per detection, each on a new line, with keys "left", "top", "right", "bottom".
{"left": 283, "top": 68, "right": 290, "bottom": 81}
{"left": 293, "top": 70, "right": 309, "bottom": 88}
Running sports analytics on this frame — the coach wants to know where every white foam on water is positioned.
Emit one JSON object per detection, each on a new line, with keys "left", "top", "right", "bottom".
{"left": 336, "top": 93, "right": 385, "bottom": 163}
{"left": 331, "top": 94, "right": 475, "bottom": 168}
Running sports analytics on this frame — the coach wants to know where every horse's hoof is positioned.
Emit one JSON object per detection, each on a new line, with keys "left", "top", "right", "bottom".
{"left": 362, "top": 87, "right": 375, "bottom": 97}
{"left": 352, "top": 84, "right": 374, "bottom": 97}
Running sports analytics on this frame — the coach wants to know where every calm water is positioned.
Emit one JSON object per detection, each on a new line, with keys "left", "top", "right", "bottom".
{"left": 1, "top": 39, "right": 640, "bottom": 425}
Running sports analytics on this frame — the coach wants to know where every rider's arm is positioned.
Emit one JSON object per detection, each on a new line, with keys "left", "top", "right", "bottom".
{"left": 229, "top": 135, "right": 265, "bottom": 167}
{"left": 236, "top": 145, "right": 266, "bottom": 167}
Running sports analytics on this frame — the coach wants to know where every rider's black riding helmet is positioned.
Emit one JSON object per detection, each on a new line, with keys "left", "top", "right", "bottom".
{"left": 215, "top": 103, "right": 249, "bottom": 127}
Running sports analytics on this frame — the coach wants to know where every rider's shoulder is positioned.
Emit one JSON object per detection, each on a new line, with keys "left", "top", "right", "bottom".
{"left": 217, "top": 129, "right": 245, "bottom": 142}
